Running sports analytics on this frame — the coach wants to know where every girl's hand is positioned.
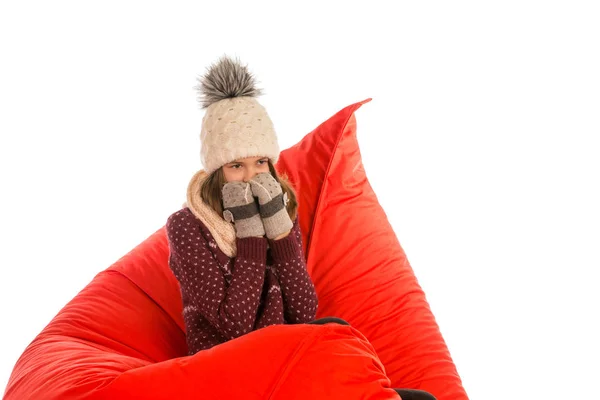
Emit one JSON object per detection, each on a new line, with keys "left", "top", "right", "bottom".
{"left": 222, "top": 181, "right": 265, "bottom": 239}
{"left": 249, "top": 173, "right": 293, "bottom": 240}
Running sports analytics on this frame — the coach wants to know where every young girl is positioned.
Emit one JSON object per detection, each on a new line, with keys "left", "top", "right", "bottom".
{"left": 165, "top": 56, "right": 436, "bottom": 400}
{"left": 166, "top": 56, "right": 318, "bottom": 355}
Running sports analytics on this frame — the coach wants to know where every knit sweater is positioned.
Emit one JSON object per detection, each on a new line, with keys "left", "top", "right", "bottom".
{"left": 166, "top": 207, "right": 318, "bottom": 355}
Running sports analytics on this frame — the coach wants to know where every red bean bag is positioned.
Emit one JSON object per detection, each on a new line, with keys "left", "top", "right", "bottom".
{"left": 4, "top": 99, "right": 468, "bottom": 400}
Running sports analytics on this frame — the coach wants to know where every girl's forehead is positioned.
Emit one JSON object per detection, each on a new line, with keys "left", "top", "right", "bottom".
{"left": 231, "top": 156, "right": 266, "bottom": 163}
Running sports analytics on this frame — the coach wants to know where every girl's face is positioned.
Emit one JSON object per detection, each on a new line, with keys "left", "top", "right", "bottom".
{"left": 222, "top": 156, "right": 270, "bottom": 183}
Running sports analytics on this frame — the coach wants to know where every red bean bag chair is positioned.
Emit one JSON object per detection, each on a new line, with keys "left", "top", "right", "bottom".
{"left": 3, "top": 99, "right": 468, "bottom": 400}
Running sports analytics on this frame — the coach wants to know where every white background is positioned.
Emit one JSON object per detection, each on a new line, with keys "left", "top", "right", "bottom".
{"left": 1, "top": 2, "right": 599, "bottom": 399}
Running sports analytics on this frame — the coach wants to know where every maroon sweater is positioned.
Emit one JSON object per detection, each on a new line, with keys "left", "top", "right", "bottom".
{"left": 166, "top": 208, "right": 318, "bottom": 355}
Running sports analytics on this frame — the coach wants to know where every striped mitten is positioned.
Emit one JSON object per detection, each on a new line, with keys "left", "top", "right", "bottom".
{"left": 249, "top": 172, "right": 293, "bottom": 240}
{"left": 221, "top": 181, "right": 266, "bottom": 239}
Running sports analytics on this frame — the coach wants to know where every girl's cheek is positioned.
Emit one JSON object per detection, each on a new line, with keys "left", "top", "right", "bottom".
{"left": 224, "top": 168, "right": 241, "bottom": 182}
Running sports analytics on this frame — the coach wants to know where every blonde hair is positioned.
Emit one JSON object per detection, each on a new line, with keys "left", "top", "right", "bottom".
{"left": 201, "top": 161, "right": 298, "bottom": 221}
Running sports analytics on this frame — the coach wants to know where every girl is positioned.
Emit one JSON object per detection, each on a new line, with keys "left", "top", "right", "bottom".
{"left": 165, "top": 56, "right": 436, "bottom": 400}
{"left": 166, "top": 56, "right": 318, "bottom": 355}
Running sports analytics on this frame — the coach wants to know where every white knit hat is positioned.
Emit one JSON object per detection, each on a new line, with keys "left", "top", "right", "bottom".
{"left": 195, "top": 56, "right": 279, "bottom": 175}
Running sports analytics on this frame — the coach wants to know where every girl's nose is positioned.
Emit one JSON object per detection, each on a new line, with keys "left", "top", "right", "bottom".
{"left": 243, "top": 169, "right": 255, "bottom": 183}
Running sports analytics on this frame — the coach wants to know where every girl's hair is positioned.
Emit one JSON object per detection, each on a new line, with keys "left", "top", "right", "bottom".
{"left": 200, "top": 161, "right": 298, "bottom": 221}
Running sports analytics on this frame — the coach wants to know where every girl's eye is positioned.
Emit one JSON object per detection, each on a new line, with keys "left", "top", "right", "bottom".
{"left": 257, "top": 159, "right": 268, "bottom": 165}
{"left": 230, "top": 164, "right": 242, "bottom": 169}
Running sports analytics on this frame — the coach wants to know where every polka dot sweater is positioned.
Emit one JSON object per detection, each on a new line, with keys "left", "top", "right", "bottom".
{"left": 166, "top": 208, "right": 318, "bottom": 355}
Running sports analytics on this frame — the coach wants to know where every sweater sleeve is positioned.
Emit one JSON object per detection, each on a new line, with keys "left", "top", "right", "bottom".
{"left": 268, "top": 220, "right": 318, "bottom": 324}
{"left": 166, "top": 209, "right": 268, "bottom": 341}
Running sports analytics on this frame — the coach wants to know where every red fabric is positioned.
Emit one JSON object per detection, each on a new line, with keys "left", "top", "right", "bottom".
{"left": 4, "top": 99, "right": 468, "bottom": 400}
{"left": 276, "top": 99, "right": 468, "bottom": 399}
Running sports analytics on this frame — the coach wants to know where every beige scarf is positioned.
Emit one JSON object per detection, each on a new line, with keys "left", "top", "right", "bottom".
{"left": 184, "top": 169, "right": 237, "bottom": 257}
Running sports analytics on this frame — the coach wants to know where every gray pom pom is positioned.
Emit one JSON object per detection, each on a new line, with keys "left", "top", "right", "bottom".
{"left": 195, "top": 55, "right": 263, "bottom": 109}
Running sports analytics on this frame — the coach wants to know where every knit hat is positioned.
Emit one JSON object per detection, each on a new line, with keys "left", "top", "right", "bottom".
{"left": 195, "top": 56, "right": 279, "bottom": 175}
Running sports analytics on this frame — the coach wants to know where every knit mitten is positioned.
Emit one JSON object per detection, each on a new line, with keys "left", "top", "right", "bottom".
{"left": 222, "top": 181, "right": 266, "bottom": 239}
{"left": 249, "top": 172, "right": 293, "bottom": 240}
